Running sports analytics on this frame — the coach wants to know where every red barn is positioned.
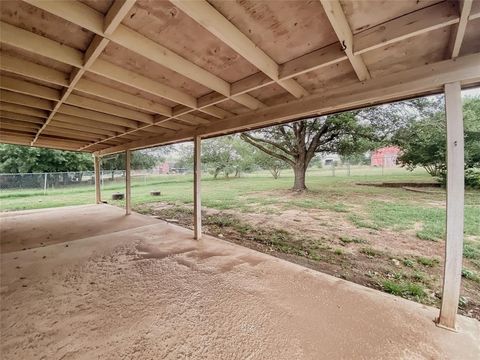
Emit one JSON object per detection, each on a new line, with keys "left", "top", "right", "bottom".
{"left": 371, "top": 146, "right": 400, "bottom": 167}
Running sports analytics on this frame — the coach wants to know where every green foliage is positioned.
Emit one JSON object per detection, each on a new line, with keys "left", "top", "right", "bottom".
{"left": 402, "top": 258, "right": 415, "bottom": 268}
{"left": 464, "top": 241, "right": 480, "bottom": 260}
{"left": 0, "top": 144, "right": 93, "bottom": 173}
{"left": 417, "top": 257, "right": 439, "bottom": 267}
{"left": 339, "top": 236, "right": 366, "bottom": 244}
{"left": 382, "top": 280, "right": 426, "bottom": 299}
{"left": 462, "top": 268, "right": 480, "bottom": 283}
{"left": 101, "top": 150, "right": 159, "bottom": 171}
{"left": 201, "top": 136, "right": 240, "bottom": 178}
{"left": 394, "top": 96, "right": 480, "bottom": 188}
{"left": 360, "top": 247, "right": 382, "bottom": 257}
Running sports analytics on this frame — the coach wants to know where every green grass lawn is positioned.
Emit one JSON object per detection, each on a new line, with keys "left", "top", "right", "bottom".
{"left": 2, "top": 166, "right": 479, "bottom": 317}
{"left": 2, "top": 166, "right": 478, "bottom": 244}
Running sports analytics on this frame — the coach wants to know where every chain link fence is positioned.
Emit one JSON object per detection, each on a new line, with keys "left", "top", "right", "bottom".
{"left": 0, "top": 154, "right": 404, "bottom": 194}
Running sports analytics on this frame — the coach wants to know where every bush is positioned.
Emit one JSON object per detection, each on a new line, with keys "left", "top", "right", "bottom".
{"left": 465, "top": 168, "right": 480, "bottom": 189}
{"left": 437, "top": 168, "right": 480, "bottom": 189}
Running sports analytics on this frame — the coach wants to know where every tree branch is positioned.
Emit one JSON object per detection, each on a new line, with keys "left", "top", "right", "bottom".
{"left": 240, "top": 134, "right": 295, "bottom": 166}
{"left": 241, "top": 133, "right": 293, "bottom": 158}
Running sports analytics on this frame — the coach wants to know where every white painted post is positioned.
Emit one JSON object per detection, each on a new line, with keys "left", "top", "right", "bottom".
{"left": 94, "top": 155, "right": 101, "bottom": 204}
{"left": 194, "top": 136, "right": 202, "bottom": 240}
{"left": 125, "top": 150, "right": 132, "bottom": 215}
{"left": 438, "top": 82, "right": 464, "bottom": 330}
{"left": 43, "top": 173, "right": 48, "bottom": 195}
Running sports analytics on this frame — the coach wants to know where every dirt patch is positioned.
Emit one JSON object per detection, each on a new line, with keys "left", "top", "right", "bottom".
{"left": 136, "top": 202, "right": 480, "bottom": 320}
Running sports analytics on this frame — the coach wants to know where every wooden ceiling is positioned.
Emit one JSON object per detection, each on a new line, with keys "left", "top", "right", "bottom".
{"left": 0, "top": 0, "right": 479, "bottom": 155}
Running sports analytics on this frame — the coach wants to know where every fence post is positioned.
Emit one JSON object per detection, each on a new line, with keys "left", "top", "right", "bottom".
{"left": 94, "top": 155, "right": 101, "bottom": 204}
{"left": 43, "top": 173, "right": 48, "bottom": 195}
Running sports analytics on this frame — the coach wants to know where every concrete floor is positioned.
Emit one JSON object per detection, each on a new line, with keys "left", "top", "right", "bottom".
{"left": 1, "top": 204, "right": 479, "bottom": 359}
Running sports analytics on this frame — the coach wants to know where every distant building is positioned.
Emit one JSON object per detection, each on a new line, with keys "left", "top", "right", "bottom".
{"left": 320, "top": 153, "right": 341, "bottom": 166}
{"left": 371, "top": 146, "right": 400, "bottom": 167}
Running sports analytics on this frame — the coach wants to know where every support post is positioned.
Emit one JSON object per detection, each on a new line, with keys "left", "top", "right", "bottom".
{"left": 193, "top": 136, "right": 202, "bottom": 240}
{"left": 438, "top": 82, "right": 464, "bottom": 330}
{"left": 94, "top": 155, "right": 101, "bottom": 204}
{"left": 43, "top": 172, "right": 48, "bottom": 195}
{"left": 125, "top": 150, "right": 132, "bottom": 215}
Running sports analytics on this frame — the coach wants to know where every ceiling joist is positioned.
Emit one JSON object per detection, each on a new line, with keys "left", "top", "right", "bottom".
{"left": 171, "top": 0, "right": 309, "bottom": 99}
{"left": 448, "top": 0, "right": 473, "bottom": 58}
{"left": 319, "top": 0, "right": 371, "bottom": 81}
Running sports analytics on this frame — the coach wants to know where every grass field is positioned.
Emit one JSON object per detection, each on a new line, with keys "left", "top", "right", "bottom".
{"left": 2, "top": 166, "right": 480, "bottom": 318}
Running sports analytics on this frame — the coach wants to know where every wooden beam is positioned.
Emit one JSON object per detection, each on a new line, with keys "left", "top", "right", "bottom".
{"left": 0, "top": 21, "right": 83, "bottom": 67}
{"left": 0, "top": 102, "right": 48, "bottom": 118}
{"left": 354, "top": 2, "right": 460, "bottom": 56}
{"left": 25, "top": 0, "right": 266, "bottom": 110}
{"left": 96, "top": 52, "right": 480, "bottom": 155}
{"left": 0, "top": 131, "right": 33, "bottom": 145}
{"left": 0, "top": 90, "right": 53, "bottom": 110}
{"left": 50, "top": 119, "right": 117, "bottom": 137}
{"left": 0, "top": 111, "right": 45, "bottom": 125}
{"left": 279, "top": 43, "right": 347, "bottom": 80}
{"left": 53, "top": 113, "right": 127, "bottom": 133}
{"left": 0, "top": 76, "right": 60, "bottom": 101}
{"left": 125, "top": 150, "right": 132, "bottom": 215}
{"left": 0, "top": 53, "right": 69, "bottom": 86}
{"left": 58, "top": 104, "right": 139, "bottom": 129}
{"left": 438, "top": 82, "right": 464, "bottom": 330}
{"left": 193, "top": 135, "right": 202, "bottom": 240}
{"left": 76, "top": 79, "right": 172, "bottom": 116}
{"left": 0, "top": 120, "right": 40, "bottom": 132}
{"left": 88, "top": 58, "right": 198, "bottom": 109}
{"left": 17, "top": 1, "right": 135, "bottom": 145}
{"left": 319, "top": 0, "right": 371, "bottom": 81}
{"left": 94, "top": 155, "right": 101, "bottom": 204}
{"left": 43, "top": 128, "right": 105, "bottom": 142}
{"left": 104, "top": 0, "right": 136, "bottom": 35}
{"left": 448, "top": 0, "right": 473, "bottom": 58}
{"left": 65, "top": 94, "right": 154, "bottom": 124}
{"left": 171, "top": 0, "right": 308, "bottom": 98}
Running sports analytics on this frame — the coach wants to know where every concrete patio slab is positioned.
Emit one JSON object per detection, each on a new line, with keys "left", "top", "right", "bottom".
{"left": 1, "top": 205, "right": 478, "bottom": 359}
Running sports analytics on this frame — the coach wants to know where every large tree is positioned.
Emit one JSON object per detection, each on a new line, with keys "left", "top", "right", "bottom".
{"left": 241, "top": 98, "right": 435, "bottom": 191}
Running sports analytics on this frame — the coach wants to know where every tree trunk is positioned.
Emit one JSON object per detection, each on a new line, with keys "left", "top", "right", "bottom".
{"left": 292, "top": 163, "right": 307, "bottom": 191}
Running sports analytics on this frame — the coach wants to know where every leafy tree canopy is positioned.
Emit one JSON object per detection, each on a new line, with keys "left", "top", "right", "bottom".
{"left": 0, "top": 145, "right": 93, "bottom": 173}
{"left": 393, "top": 96, "right": 480, "bottom": 187}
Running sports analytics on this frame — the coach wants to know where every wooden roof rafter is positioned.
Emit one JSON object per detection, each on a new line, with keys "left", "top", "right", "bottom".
{"left": 23, "top": 0, "right": 267, "bottom": 112}
{"left": 170, "top": 0, "right": 309, "bottom": 99}
{"left": 97, "top": 52, "right": 480, "bottom": 156}
{"left": 448, "top": 0, "right": 474, "bottom": 58}
{"left": 319, "top": 0, "right": 370, "bottom": 81}
{"left": 0, "top": 0, "right": 479, "bottom": 153}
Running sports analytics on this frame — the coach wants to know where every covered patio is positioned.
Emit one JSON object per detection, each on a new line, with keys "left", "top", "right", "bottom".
{"left": 1, "top": 0, "right": 480, "bottom": 357}
{"left": 1, "top": 204, "right": 479, "bottom": 359}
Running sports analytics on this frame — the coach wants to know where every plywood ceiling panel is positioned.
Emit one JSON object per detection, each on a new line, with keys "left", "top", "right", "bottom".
{"left": 0, "top": 0, "right": 95, "bottom": 51}
{"left": 362, "top": 27, "right": 450, "bottom": 79}
{"left": 122, "top": 0, "right": 260, "bottom": 83}
{"left": 342, "top": 0, "right": 441, "bottom": 34}
{"left": 460, "top": 18, "right": 480, "bottom": 57}
{"left": 82, "top": 72, "right": 178, "bottom": 108}
{"left": 0, "top": 0, "right": 478, "bottom": 153}
{"left": 100, "top": 42, "right": 213, "bottom": 98}
{"left": 209, "top": 0, "right": 339, "bottom": 64}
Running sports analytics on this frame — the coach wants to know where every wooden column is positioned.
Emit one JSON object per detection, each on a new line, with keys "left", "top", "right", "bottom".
{"left": 94, "top": 154, "right": 101, "bottom": 204}
{"left": 438, "top": 82, "right": 464, "bottom": 330}
{"left": 193, "top": 136, "right": 202, "bottom": 240}
{"left": 125, "top": 150, "right": 132, "bottom": 215}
